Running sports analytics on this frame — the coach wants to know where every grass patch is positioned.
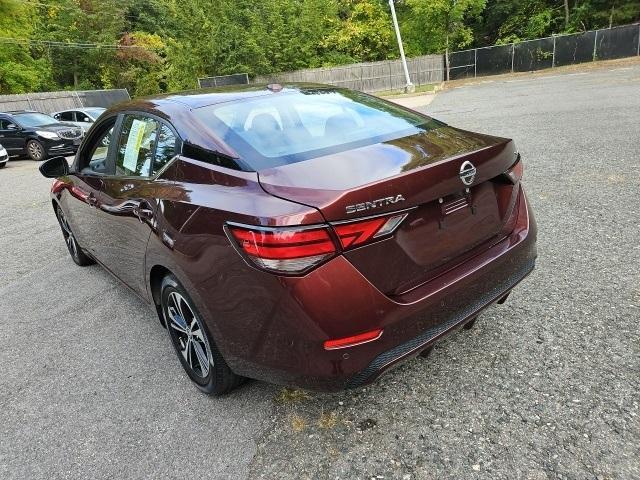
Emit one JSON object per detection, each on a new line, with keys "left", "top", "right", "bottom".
{"left": 275, "top": 387, "right": 311, "bottom": 404}
{"left": 377, "top": 83, "right": 438, "bottom": 98}
{"left": 317, "top": 411, "right": 338, "bottom": 430}
{"left": 290, "top": 413, "right": 307, "bottom": 433}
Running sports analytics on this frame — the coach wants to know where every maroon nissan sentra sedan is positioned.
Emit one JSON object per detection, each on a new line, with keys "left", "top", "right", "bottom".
{"left": 39, "top": 84, "right": 537, "bottom": 394}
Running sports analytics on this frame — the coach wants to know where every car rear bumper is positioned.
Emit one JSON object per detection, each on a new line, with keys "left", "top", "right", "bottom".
{"left": 208, "top": 185, "right": 537, "bottom": 391}
{"left": 345, "top": 256, "right": 534, "bottom": 388}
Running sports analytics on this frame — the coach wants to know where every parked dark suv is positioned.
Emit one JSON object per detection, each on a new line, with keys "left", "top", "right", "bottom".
{"left": 0, "top": 111, "right": 83, "bottom": 161}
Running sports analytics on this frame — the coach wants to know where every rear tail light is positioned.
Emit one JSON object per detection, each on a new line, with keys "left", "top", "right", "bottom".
{"left": 332, "top": 212, "right": 409, "bottom": 249}
{"left": 225, "top": 224, "right": 337, "bottom": 275}
{"left": 225, "top": 211, "right": 409, "bottom": 275}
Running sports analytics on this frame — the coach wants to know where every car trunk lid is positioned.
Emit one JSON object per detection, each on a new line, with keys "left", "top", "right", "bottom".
{"left": 258, "top": 125, "right": 521, "bottom": 295}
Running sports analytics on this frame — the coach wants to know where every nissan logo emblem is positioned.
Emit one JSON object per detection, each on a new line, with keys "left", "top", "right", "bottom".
{"left": 459, "top": 161, "right": 477, "bottom": 186}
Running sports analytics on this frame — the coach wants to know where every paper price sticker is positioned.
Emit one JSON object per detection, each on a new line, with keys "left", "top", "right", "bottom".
{"left": 123, "top": 119, "right": 146, "bottom": 172}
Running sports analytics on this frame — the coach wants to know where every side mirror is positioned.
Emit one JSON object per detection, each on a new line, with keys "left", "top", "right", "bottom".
{"left": 6, "top": 124, "right": 19, "bottom": 131}
{"left": 39, "top": 156, "right": 69, "bottom": 178}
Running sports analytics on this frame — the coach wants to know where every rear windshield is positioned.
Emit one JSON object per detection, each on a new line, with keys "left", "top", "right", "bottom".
{"left": 192, "top": 89, "right": 436, "bottom": 169}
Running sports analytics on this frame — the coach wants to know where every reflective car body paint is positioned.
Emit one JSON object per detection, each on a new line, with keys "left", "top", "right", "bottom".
{"left": 49, "top": 84, "right": 537, "bottom": 391}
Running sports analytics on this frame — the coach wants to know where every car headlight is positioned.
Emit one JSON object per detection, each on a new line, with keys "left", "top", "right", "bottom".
{"left": 36, "top": 131, "right": 60, "bottom": 140}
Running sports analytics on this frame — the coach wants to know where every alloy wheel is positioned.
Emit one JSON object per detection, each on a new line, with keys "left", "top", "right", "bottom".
{"left": 166, "top": 291, "right": 213, "bottom": 379}
{"left": 57, "top": 208, "right": 79, "bottom": 259}
{"left": 28, "top": 141, "right": 44, "bottom": 161}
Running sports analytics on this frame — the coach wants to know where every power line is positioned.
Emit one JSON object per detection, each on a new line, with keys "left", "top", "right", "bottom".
{"left": 17, "top": 0, "right": 142, "bottom": 20}
{"left": 0, "top": 36, "right": 157, "bottom": 50}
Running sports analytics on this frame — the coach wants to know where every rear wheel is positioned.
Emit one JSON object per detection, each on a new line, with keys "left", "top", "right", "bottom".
{"left": 160, "top": 274, "right": 243, "bottom": 395}
{"left": 26, "top": 140, "right": 46, "bottom": 161}
{"left": 55, "top": 206, "right": 94, "bottom": 266}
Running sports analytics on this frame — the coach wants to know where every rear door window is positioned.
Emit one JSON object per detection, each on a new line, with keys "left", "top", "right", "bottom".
{"left": 153, "top": 124, "right": 177, "bottom": 173}
{"left": 59, "top": 111, "right": 75, "bottom": 122}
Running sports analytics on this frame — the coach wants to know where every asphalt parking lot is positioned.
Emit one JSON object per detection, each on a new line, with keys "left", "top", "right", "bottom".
{"left": 1, "top": 61, "right": 639, "bottom": 480}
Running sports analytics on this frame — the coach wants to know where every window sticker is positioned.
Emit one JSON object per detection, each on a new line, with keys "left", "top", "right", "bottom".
{"left": 123, "top": 119, "right": 146, "bottom": 172}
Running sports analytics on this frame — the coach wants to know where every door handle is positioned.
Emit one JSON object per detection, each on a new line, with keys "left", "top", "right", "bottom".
{"left": 133, "top": 201, "right": 154, "bottom": 223}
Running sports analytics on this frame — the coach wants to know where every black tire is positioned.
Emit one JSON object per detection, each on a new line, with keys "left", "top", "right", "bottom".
{"left": 26, "top": 140, "right": 46, "bottom": 161}
{"left": 55, "top": 205, "right": 94, "bottom": 266}
{"left": 0, "top": 162, "right": 6, "bottom": 169}
{"left": 160, "top": 274, "right": 243, "bottom": 395}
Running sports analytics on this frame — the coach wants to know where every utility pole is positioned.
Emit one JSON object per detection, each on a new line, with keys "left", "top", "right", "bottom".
{"left": 389, "top": 0, "right": 415, "bottom": 93}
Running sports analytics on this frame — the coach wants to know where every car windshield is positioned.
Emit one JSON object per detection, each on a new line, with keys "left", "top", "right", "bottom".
{"left": 192, "top": 88, "right": 438, "bottom": 169}
{"left": 14, "top": 112, "right": 57, "bottom": 127}
{"left": 84, "top": 108, "right": 106, "bottom": 119}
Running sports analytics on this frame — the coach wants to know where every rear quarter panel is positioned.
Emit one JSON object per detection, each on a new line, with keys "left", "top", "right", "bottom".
{"left": 144, "top": 157, "right": 325, "bottom": 364}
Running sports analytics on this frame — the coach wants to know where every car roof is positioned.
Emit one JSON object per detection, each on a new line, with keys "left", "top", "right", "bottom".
{"left": 53, "top": 107, "right": 106, "bottom": 113}
{"left": 113, "top": 83, "right": 333, "bottom": 112}
{"left": 97, "top": 83, "right": 338, "bottom": 162}
{"left": 1, "top": 110, "right": 38, "bottom": 115}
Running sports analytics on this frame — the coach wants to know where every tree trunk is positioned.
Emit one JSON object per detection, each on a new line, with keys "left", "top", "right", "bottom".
{"left": 564, "top": 0, "right": 570, "bottom": 27}
{"left": 73, "top": 58, "right": 79, "bottom": 88}
{"left": 609, "top": 2, "right": 615, "bottom": 29}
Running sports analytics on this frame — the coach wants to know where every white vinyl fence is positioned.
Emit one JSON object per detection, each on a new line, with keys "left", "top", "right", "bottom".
{"left": 0, "top": 89, "right": 130, "bottom": 114}
{"left": 253, "top": 55, "right": 444, "bottom": 93}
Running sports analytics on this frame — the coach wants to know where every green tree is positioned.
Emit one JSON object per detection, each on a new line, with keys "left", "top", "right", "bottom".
{"left": 569, "top": 0, "right": 640, "bottom": 31}
{"left": 0, "top": 0, "right": 52, "bottom": 93}
{"left": 3, "top": 0, "right": 639, "bottom": 96}
{"left": 402, "top": 0, "right": 487, "bottom": 53}
{"left": 33, "top": 0, "right": 127, "bottom": 89}
{"left": 106, "top": 32, "right": 166, "bottom": 96}
{"left": 323, "top": 0, "right": 396, "bottom": 62}
{"left": 403, "top": 0, "right": 486, "bottom": 76}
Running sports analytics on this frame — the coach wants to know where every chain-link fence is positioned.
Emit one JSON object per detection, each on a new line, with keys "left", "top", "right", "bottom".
{"left": 201, "top": 23, "right": 638, "bottom": 93}
{"left": 198, "top": 73, "right": 249, "bottom": 88}
{"left": 449, "top": 23, "right": 640, "bottom": 80}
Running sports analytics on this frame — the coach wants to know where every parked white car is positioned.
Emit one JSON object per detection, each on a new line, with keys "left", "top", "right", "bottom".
{"left": 0, "top": 143, "right": 8, "bottom": 168}
{"left": 51, "top": 107, "right": 106, "bottom": 133}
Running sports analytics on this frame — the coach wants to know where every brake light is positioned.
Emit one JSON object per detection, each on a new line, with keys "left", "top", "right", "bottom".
{"left": 225, "top": 224, "right": 337, "bottom": 275}
{"left": 324, "top": 329, "right": 383, "bottom": 350}
{"left": 226, "top": 211, "right": 409, "bottom": 275}
{"left": 332, "top": 212, "right": 409, "bottom": 249}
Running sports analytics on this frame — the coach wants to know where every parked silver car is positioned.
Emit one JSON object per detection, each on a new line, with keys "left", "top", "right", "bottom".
{"left": 0, "top": 143, "right": 8, "bottom": 168}
{"left": 51, "top": 107, "right": 106, "bottom": 133}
